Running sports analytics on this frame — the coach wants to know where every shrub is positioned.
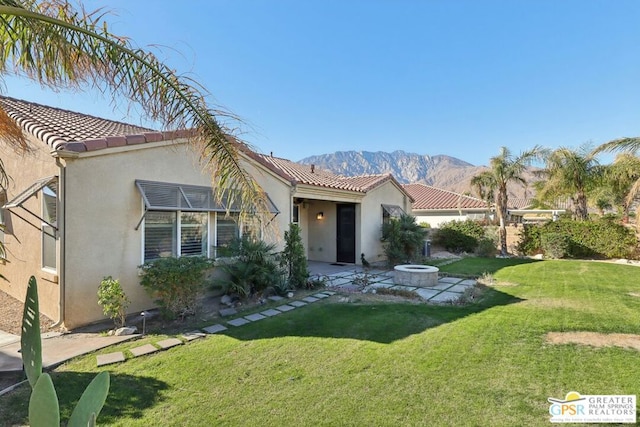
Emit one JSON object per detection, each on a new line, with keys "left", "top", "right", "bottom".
{"left": 139, "top": 256, "right": 212, "bottom": 319}
{"left": 516, "top": 218, "right": 638, "bottom": 259}
{"left": 475, "top": 237, "right": 497, "bottom": 258}
{"left": 540, "top": 232, "right": 569, "bottom": 259}
{"left": 97, "top": 276, "right": 130, "bottom": 328}
{"left": 222, "top": 236, "right": 283, "bottom": 297}
{"left": 280, "top": 223, "right": 309, "bottom": 288}
{"left": 381, "top": 214, "right": 427, "bottom": 266}
{"left": 433, "top": 219, "right": 485, "bottom": 253}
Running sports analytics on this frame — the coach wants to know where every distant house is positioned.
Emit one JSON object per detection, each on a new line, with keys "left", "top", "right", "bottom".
{"left": 403, "top": 183, "right": 489, "bottom": 227}
{"left": 0, "top": 96, "right": 411, "bottom": 328}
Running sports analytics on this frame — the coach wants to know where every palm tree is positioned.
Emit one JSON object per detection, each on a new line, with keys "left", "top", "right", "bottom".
{"left": 470, "top": 146, "right": 544, "bottom": 256}
{"left": 594, "top": 138, "right": 640, "bottom": 229}
{"left": 0, "top": 0, "right": 268, "bottom": 217}
{"left": 602, "top": 153, "right": 640, "bottom": 222}
{"left": 536, "top": 144, "right": 602, "bottom": 221}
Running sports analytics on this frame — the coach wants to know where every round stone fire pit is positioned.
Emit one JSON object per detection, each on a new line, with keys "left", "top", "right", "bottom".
{"left": 393, "top": 265, "right": 439, "bottom": 288}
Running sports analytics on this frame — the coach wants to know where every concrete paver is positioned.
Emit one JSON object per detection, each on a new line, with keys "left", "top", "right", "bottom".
{"left": 289, "top": 300, "right": 308, "bottom": 307}
{"left": 439, "top": 277, "right": 462, "bottom": 284}
{"left": 156, "top": 338, "right": 183, "bottom": 350}
{"left": 228, "top": 318, "right": 251, "bottom": 327}
{"left": 275, "top": 304, "right": 296, "bottom": 312}
{"left": 203, "top": 324, "right": 228, "bottom": 334}
{"left": 260, "top": 309, "right": 281, "bottom": 317}
{"left": 96, "top": 352, "right": 125, "bottom": 367}
{"left": 245, "top": 313, "right": 267, "bottom": 322}
{"left": 182, "top": 331, "right": 206, "bottom": 341}
{"left": 430, "top": 291, "right": 460, "bottom": 303}
{"left": 312, "top": 293, "right": 329, "bottom": 299}
{"left": 130, "top": 344, "right": 159, "bottom": 357}
{"left": 415, "top": 288, "right": 440, "bottom": 300}
{"left": 302, "top": 296, "right": 319, "bottom": 303}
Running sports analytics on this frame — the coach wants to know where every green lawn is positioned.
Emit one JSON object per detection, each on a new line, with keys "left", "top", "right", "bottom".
{"left": 2, "top": 259, "right": 640, "bottom": 426}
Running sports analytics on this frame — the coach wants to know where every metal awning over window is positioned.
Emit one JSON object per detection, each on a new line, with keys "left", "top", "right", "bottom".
{"left": 382, "top": 204, "right": 404, "bottom": 219}
{"left": 3, "top": 175, "right": 58, "bottom": 235}
{"left": 135, "top": 179, "right": 279, "bottom": 229}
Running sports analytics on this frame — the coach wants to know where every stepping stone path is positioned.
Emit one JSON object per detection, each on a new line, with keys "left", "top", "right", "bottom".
{"left": 94, "top": 273, "right": 475, "bottom": 368}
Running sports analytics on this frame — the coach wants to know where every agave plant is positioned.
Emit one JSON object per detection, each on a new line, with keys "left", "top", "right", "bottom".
{"left": 22, "top": 276, "right": 110, "bottom": 426}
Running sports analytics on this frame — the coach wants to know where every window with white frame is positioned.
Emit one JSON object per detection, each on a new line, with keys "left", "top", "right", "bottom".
{"left": 42, "top": 183, "right": 57, "bottom": 270}
{"left": 136, "top": 180, "right": 277, "bottom": 263}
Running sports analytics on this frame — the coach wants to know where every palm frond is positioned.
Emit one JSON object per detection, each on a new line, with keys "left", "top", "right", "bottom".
{"left": 0, "top": 1, "right": 269, "bottom": 220}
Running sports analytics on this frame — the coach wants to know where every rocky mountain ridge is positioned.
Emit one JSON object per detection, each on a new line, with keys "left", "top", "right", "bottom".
{"left": 299, "top": 150, "right": 536, "bottom": 200}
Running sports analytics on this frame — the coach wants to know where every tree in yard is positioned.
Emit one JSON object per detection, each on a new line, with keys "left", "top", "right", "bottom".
{"left": 0, "top": 0, "right": 269, "bottom": 221}
{"left": 595, "top": 138, "right": 640, "bottom": 229}
{"left": 536, "top": 144, "right": 603, "bottom": 221}
{"left": 470, "top": 146, "right": 545, "bottom": 256}
{"left": 381, "top": 214, "right": 427, "bottom": 266}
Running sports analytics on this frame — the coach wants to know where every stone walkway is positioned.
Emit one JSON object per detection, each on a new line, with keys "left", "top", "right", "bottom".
{"left": 321, "top": 268, "right": 476, "bottom": 303}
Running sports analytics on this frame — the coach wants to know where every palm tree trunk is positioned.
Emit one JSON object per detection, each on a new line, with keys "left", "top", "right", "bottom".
{"left": 497, "top": 189, "right": 508, "bottom": 256}
{"left": 575, "top": 192, "right": 589, "bottom": 220}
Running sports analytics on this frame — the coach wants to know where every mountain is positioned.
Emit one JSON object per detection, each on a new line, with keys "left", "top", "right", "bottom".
{"left": 298, "top": 150, "right": 537, "bottom": 200}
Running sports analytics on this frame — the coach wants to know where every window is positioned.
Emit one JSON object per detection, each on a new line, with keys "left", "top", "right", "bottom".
{"left": 215, "top": 213, "right": 239, "bottom": 257}
{"left": 137, "top": 180, "right": 279, "bottom": 262}
{"left": 181, "top": 212, "right": 207, "bottom": 256}
{"left": 42, "top": 183, "right": 57, "bottom": 270}
{"left": 382, "top": 204, "right": 404, "bottom": 225}
{"left": 293, "top": 204, "right": 299, "bottom": 224}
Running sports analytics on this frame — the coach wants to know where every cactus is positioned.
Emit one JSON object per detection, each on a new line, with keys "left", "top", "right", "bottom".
{"left": 21, "top": 276, "right": 110, "bottom": 426}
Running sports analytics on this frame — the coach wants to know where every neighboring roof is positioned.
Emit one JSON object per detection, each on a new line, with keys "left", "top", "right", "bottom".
{"left": 508, "top": 197, "right": 534, "bottom": 210}
{"left": 0, "top": 96, "right": 187, "bottom": 152}
{"left": 403, "top": 183, "right": 487, "bottom": 210}
{"left": 242, "top": 149, "right": 410, "bottom": 195}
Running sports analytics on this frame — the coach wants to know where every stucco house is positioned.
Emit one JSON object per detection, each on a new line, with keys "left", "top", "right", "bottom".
{"left": 0, "top": 96, "right": 412, "bottom": 329}
{"left": 403, "top": 183, "right": 489, "bottom": 227}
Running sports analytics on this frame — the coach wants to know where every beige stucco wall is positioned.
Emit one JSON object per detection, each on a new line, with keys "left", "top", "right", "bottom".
{"left": 414, "top": 210, "right": 489, "bottom": 228}
{"left": 361, "top": 181, "right": 412, "bottom": 263}
{"left": 306, "top": 200, "right": 338, "bottom": 262}
{"left": 60, "top": 141, "right": 289, "bottom": 328}
{"left": 1, "top": 135, "right": 61, "bottom": 321}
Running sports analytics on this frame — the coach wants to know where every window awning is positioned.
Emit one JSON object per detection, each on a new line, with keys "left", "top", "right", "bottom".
{"left": 135, "top": 180, "right": 279, "bottom": 213}
{"left": 382, "top": 204, "right": 404, "bottom": 218}
{"left": 3, "top": 175, "right": 58, "bottom": 235}
{"left": 135, "top": 179, "right": 280, "bottom": 229}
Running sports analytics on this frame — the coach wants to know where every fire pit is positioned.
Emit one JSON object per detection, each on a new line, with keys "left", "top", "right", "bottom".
{"left": 393, "top": 265, "right": 439, "bottom": 288}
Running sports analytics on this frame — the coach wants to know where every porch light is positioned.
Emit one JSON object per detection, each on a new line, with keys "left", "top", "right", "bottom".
{"left": 316, "top": 212, "right": 324, "bottom": 220}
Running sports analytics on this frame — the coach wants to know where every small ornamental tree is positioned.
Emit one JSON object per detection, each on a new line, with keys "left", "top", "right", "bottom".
{"left": 97, "top": 276, "right": 130, "bottom": 328}
{"left": 280, "top": 223, "right": 309, "bottom": 288}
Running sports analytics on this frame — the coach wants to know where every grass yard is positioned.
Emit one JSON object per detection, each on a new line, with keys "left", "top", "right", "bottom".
{"left": 2, "top": 259, "right": 640, "bottom": 426}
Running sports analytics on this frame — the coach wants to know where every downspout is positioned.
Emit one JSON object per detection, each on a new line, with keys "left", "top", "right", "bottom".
{"left": 51, "top": 154, "right": 69, "bottom": 328}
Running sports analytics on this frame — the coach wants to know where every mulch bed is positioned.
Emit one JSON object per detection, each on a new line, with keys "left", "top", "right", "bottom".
{"left": 0, "top": 290, "right": 58, "bottom": 336}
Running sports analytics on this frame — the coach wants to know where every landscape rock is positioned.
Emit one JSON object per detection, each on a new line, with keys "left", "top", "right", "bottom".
{"left": 114, "top": 326, "right": 138, "bottom": 336}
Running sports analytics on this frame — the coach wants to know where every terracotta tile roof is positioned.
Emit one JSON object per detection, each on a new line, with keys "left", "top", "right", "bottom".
{"left": 0, "top": 96, "right": 187, "bottom": 152}
{"left": 242, "top": 149, "right": 407, "bottom": 194}
{"left": 508, "top": 197, "right": 534, "bottom": 209}
{"left": 403, "top": 183, "right": 487, "bottom": 210}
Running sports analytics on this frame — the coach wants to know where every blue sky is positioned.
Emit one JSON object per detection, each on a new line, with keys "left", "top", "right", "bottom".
{"left": 4, "top": 0, "right": 640, "bottom": 165}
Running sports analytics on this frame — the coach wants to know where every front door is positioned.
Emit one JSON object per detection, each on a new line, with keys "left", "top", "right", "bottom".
{"left": 336, "top": 204, "right": 356, "bottom": 263}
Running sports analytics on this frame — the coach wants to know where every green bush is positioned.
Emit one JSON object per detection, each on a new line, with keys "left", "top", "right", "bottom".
{"left": 540, "top": 232, "right": 569, "bottom": 259}
{"left": 434, "top": 220, "right": 485, "bottom": 253}
{"left": 517, "top": 218, "right": 638, "bottom": 259}
{"left": 97, "top": 276, "right": 130, "bottom": 328}
{"left": 475, "top": 237, "right": 497, "bottom": 258}
{"left": 381, "top": 214, "right": 427, "bottom": 266}
{"left": 222, "top": 236, "right": 283, "bottom": 297}
{"left": 280, "top": 223, "right": 309, "bottom": 288}
{"left": 139, "top": 256, "right": 212, "bottom": 319}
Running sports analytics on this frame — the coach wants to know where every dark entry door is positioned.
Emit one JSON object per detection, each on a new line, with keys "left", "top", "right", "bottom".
{"left": 336, "top": 204, "right": 356, "bottom": 263}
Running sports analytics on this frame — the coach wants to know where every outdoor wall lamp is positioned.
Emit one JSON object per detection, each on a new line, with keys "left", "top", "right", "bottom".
{"left": 316, "top": 212, "right": 324, "bottom": 220}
